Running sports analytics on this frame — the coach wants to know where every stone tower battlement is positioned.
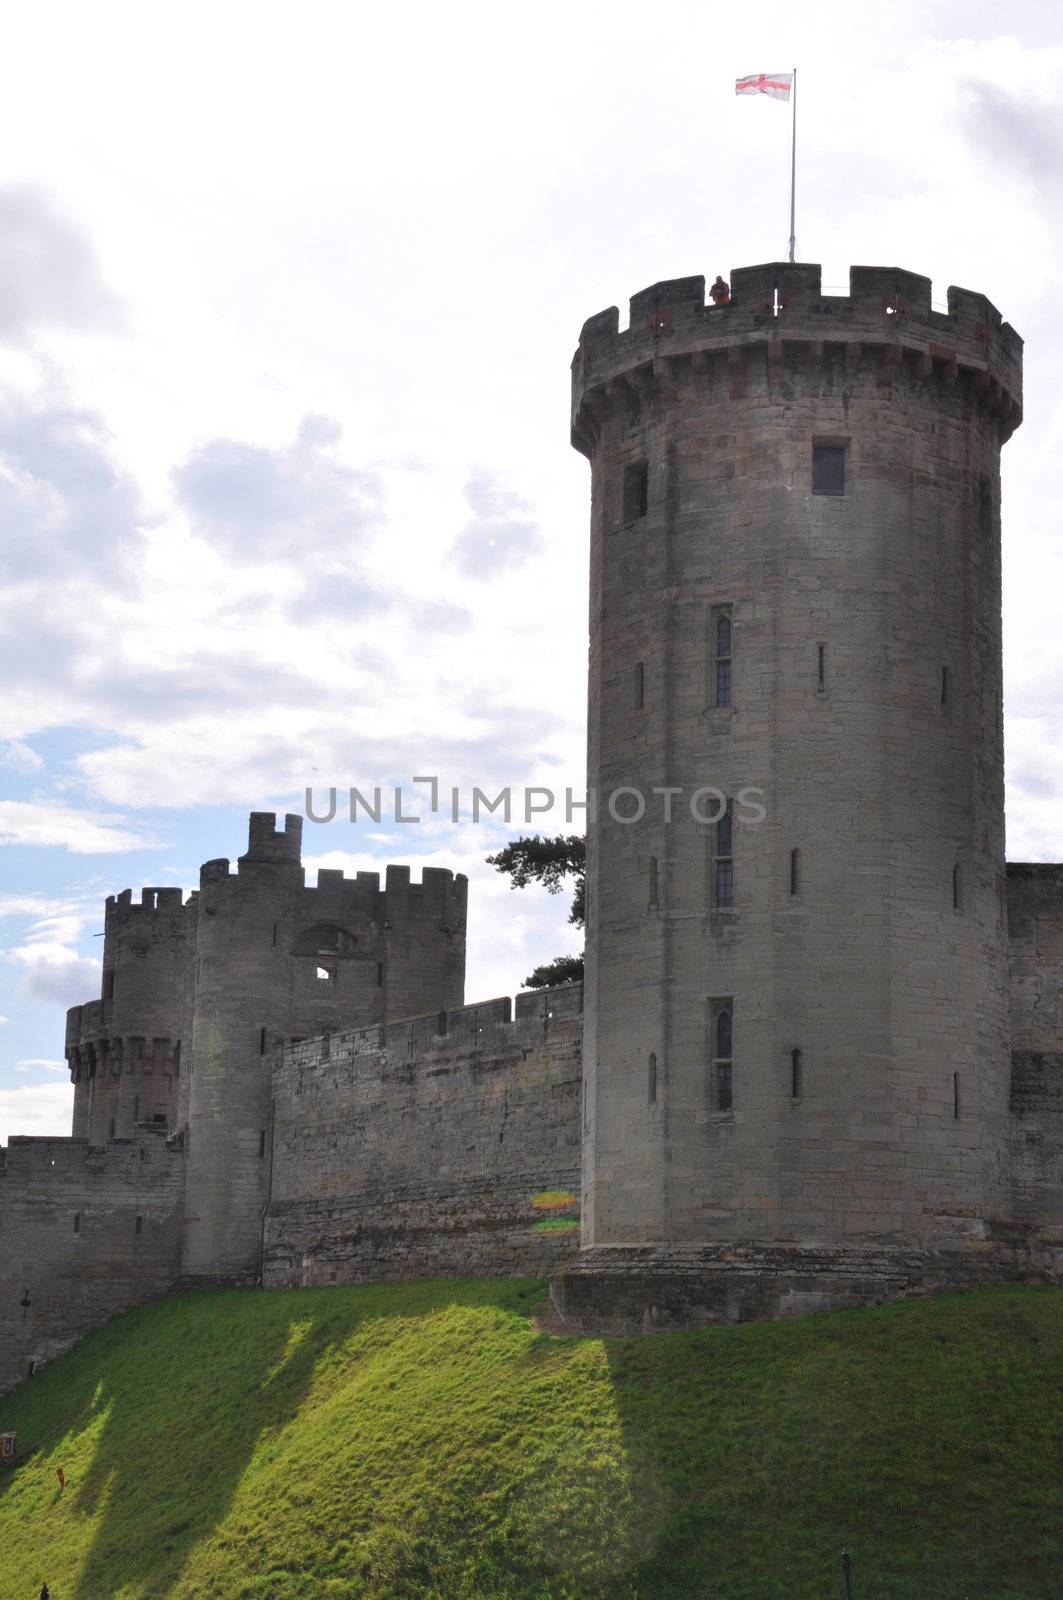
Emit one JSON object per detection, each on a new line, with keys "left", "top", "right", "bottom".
{"left": 558, "top": 258, "right": 1028, "bottom": 1328}
{"left": 572, "top": 263, "right": 1022, "bottom": 457}
{"left": 63, "top": 810, "right": 468, "bottom": 1280}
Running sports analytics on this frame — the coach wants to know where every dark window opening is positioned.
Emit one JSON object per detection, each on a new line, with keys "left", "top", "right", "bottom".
{"left": 812, "top": 443, "right": 846, "bottom": 496}
{"left": 714, "top": 805, "right": 734, "bottom": 908}
{"left": 258, "top": 1130, "right": 267, "bottom": 1158}
{"left": 134, "top": 1215, "right": 143, "bottom": 1236}
{"left": 622, "top": 461, "right": 649, "bottom": 523}
{"left": 635, "top": 662, "right": 644, "bottom": 709}
{"left": 376, "top": 962, "right": 384, "bottom": 987}
{"left": 817, "top": 643, "right": 827, "bottom": 691}
{"left": 941, "top": 666, "right": 951, "bottom": 707}
{"left": 73, "top": 1213, "right": 81, "bottom": 1234}
{"left": 648, "top": 855, "right": 659, "bottom": 908}
{"left": 715, "top": 612, "right": 733, "bottom": 707}
{"left": 272, "top": 923, "right": 278, "bottom": 947}
{"left": 789, "top": 848, "right": 800, "bottom": 896}
{"left": 791, "top": 1047, "right": 803, "bottom": 1099}
{"left": 648, "top": 1051, "right": 658, "bottom": 1105}
{"left": 103, "top": 970, "right": 115, "bottom": 1001}
{"left": 437, "top": 1009, "right": 448, "bottom": 1036}
{"left": 953, "top": 1071, "right": 961, "bottom": 1120}
{"left": 953, "top": 863, "right": 964, "bottom": 912}
{"left": 712, "top": 1002, "right": 734, "bottom": 1113}
{"left": 108, "top": 1118, "right": 116, "bottom": 1139}
{"left": 259, "top": 1026, "right": 267, "bottom": 1055}
{"left": 978, "top": 475, "right": 992, "bottom": 537}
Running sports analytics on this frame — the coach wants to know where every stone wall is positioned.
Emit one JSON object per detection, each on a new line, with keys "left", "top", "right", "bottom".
{"left": 1007, "top": 865, "right": 1063, "bottom": 1243}
{"left": 572, "top": 262, "right": 1019, "bottom": 1257}
{"left": 263, "top": 984, "right": 583, "bottom": 1287}
{"left": 0, "top": 1126, "right": 185, "bottom": 1397}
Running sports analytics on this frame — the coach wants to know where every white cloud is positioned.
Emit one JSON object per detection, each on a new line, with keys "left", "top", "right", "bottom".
{"left": 7, "top": 944, "right": 101, "bottom": 1008}
{"left": 0, "top": 1080, "right": 74, "bottom": 1143}
{"left": 0, "top": 739, "right": 43, "bottom": 774}
{"left": 0, "top": 802, "right": 156, "bottom": 853}
{"left": 0, "top": 183, "right": 120, "bottom": 344}
{"left": 15, "top": 1058, "right": 66, "bottom": 1073}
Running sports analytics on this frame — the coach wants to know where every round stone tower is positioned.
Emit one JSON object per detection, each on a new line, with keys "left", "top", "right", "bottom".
{"left": 553, "top": 261, "right": 1024, "bottom": 1330}
{"left": 67, "top": 885, "right": 187, "bottom": 1142}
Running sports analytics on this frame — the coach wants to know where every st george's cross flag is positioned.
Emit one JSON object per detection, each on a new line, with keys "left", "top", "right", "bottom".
{"left": 735, "top": 71, "right": 793, "bottom": 100}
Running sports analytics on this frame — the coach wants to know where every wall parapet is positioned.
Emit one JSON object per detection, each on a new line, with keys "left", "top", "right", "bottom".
{"left": 572, "top": 262, "right": 1022, "bottom": 455}
{"left": 274, "top": 981, "right": 583, "bottom": 1074}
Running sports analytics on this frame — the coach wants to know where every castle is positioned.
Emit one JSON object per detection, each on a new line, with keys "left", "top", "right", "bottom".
{"left": 2, "top": 260, "right": 1061, "bottom": 1391}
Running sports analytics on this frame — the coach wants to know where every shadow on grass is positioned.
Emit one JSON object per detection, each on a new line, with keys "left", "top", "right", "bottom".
{"left": 586, "top": 1285, "right": 1063, "bottom": 1600}
{"left": 0, "top": 1276, "right": 524, "bottom": 1600}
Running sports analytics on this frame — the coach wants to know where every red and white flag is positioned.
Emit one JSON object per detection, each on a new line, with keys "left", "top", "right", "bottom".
{"left": 735, "top": 71, "right": 793, "bottom": 101}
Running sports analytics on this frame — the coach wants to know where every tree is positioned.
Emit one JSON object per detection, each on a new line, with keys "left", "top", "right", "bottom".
{"left": 485, "top": 833, "right": 585, "bottom": 988}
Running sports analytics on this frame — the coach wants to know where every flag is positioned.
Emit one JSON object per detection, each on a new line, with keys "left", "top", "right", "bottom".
{"left": 735, "top": 72, "right": 793, "bottom": 101}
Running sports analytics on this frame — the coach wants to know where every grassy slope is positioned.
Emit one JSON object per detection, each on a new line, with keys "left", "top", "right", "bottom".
{"left": 0, "top": 1281, "right": 1059, "bottom": 1600}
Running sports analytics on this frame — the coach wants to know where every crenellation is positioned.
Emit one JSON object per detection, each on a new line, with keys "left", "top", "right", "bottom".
{"left": 573, "top": 263, "right": 1023, "bottom": 460}
{"left": 1, "top": 256, "right": 1059, "bottom": 1393}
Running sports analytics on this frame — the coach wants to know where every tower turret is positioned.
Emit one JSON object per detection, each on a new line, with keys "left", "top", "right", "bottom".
{"left": 180, "top": 812, "right": 468, "bottom": 1282}
{"left": 67, "top": 886, "right": 187, "bottom": 1141}
{"left": 554, "top": 261, "right": 1023, "bottom": 1329}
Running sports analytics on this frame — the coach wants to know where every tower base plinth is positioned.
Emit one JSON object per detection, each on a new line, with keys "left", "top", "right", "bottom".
{"left": 549, "top": 1240, "right": 1060, "bottom": 1337}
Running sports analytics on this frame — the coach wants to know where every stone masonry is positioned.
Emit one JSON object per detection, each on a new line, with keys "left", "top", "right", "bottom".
{"left": 0, "top": 260, "right": 1061, "bottom": 1390}
{"left": 552, "top": 260, "right": 1059, "bottom": 1331}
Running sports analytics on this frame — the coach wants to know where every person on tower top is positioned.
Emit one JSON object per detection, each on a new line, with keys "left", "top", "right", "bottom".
{"left": 709, "top": 275, "right": 730, "bottom": 306}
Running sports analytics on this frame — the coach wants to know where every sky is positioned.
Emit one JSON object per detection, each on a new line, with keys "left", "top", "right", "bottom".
{"left": 1, "top": 0, "right": 1061, "bottom": 1141}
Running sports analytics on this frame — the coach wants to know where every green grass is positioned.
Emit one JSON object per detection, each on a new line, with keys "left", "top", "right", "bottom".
{"left": 530, "top": 1218, "right": 580, "bottom": 1234}
{"left": 0, "top": 1281, "right": 1059, "bottom": 1599}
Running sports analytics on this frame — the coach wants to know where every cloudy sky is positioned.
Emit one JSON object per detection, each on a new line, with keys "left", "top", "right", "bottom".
{"left": 1, "top": 0, "right": 1061, "bottom": 1140}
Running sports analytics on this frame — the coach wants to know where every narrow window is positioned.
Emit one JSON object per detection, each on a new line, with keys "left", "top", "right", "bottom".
{"left": 104, "top": 970, "right": 115, "bottom": 1001}
{"left": 109, "top": 1118, "right": 116, "bottom": 1139}
{"left": 376, "top": 962, "right": 384, "bottom": 987}
{"left": 259, "top": 1026, "right": 267, "bottom": 1055}
{"left": 437, "top": 1009, "right": 448, "bottom": 1036}
{"left": 134, "top": 1215, "right": 143, "bottom": 1236}
{"left": 714, "top": 805, "right": 734, "bottom": 909}
{"left": 133, "top": 1094, "right": 139, "bottom": 1122}
{"left": 634, "top": 662, "right": 644, "bottom": 709}
{"left": 316, "top": 964, "right": 335, "bottom": 983}
{"left": 941, "top": 666, "right": 951, "bottom": 707}
{"left": 812, "top": 442, "right": 846, "bottom": 496}
{"left": 73, "top": 1213, "right": 81, "bottom": 1234}
{"left": 791, "top": 1048, "right": 802, "bottom": 1099}
{"left": 272, "top": 922, "right": 278, "bottom": 947}
{"left": 715, "top": 612, "right": 733, "bottom": 707}
{"left": 953, "top": 1072, "right": 961, "bottom": 1120}
{"left": 789, "top": 848, "right": 800, "bottom": 896}
{"left": 978, "top": 475, "right": 992, "bottom": 538}
{"left": 648, "top": 854, "right": 659, "bottom": 908}
{"left": 952, "top": 863, "right": 963, "bottom": 912}
{"left": 713, "top": 1004, "right": 734, "bottom": 1112}
{"left": 258, "top": 1130, "right": 267, "bottom": 1158}
{"left": 648, "top": 1051, "right": 658, "bottom": 1105}
{"left": 816, "top": 643, "right": 827, "bottom": 692}
{"left": 622, "top": 461, "right": 649, "bottom": 523}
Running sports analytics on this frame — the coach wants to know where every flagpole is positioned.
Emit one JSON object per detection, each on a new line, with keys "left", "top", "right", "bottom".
{"left": 788, "top": 67, "right": 797, "bottom": 263}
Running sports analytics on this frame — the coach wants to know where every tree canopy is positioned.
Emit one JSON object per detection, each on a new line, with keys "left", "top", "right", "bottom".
{"left": 485, "top": 833, "right": 585, "bottom": 988}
